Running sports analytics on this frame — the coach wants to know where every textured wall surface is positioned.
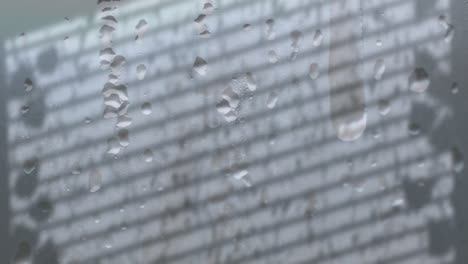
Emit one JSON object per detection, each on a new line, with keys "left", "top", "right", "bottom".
{"left": 2, "top": 0, "right": 467, "bottom": 263}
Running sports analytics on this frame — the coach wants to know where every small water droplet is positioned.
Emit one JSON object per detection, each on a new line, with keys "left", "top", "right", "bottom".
{"left": 107, "top": 137, "right": 121, "bottom": 155}
{"left": 267, "top": 50, "right": 278, "bottom": 64}
{"left": 265, "top": 19, "right": 276, "bottom": 40}
{"left": 408, "top": 123, "right": 421, "bottom": 136}
{"left": 89, "top": 169, "right": 102, "bottom": 193}
{"left": 118, "top": 129, "right": 129, "bottom": 147}
{"left": 144, "top": 149, "right": 153, "bottom": 162}
{"left": 243, "top": 24, "right": 252, "bottom": 31}
{"left": 136, "top": 64, "right": 147, "bottom": 80}
{"left": 71, "top": 161, "right": 81, "bottom": 175}
{"left": 246, "top": 72, "right": 257, "bottom": 91}
{"left": 376, "top": 39, "right": 383, "bottom": 47}
{"left": 267, "top": 91, "right": 278, "bottom": 109}
{"left": 23, "top": 157, "right": 38, "bottom": 174}
{"left": 309, "top": 63, "right": 320, "bottom": 79}
{"left": 451, "top": 147, "right": 464, "bottom": 173}
{"left": 373, "top": 58, "right": 386, "bottom": 80}
{"left": 203, "top": 3, "right": 215, "bottom": 14}
{"left": 20, "top": 105, "right": 30, "bottom": 115}
{"left": 409, "top": 68, "right": 430, "bottom": 93}
{"left": 84, "top": 117, "right": 92, "bottom": 124}
{"left": 193, "top": 56, "right": 207, "bottom": 76}
{"left": 312, "top": 29, "right": 323, "bottom": 46}
{"left": 451, "top": 82, "right": 459, "bottom": 94}
{"left": 116, "top": 115, "right": 132, "bottom": 128}
{"left": 378, "top": 99, "right": 391, "bottom": 116}
{"left": 141, "top": 102, "right": 152, "bottom": 115}
{"left": 24, "top": 79, "right": 33, "bottom": 92}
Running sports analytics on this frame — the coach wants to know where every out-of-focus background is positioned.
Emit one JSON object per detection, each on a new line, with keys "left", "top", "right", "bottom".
{"left": 1, "top": 0, "right": 467, "bottom": 263}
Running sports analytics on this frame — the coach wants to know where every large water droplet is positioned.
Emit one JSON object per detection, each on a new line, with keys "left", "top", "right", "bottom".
{"left": 409, "top": 68, "right": 430, "bottom": 93}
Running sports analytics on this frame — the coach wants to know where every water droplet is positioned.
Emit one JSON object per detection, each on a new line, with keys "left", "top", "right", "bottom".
{"left": 104, "top": 94, "right": 122, "bottom": 109}
{"left": 265, "top": 19, "right": 276, "bottom": 40}
{"left": 103, "top": 235, "right": 113, "bottom": 249}
{"left": 199, "top": 30, "right": 211, "bottom": 38}
{"left": 107, "top": 137, "right": 121, "bottom": 154}
{"left": 103, "top": 106, "right": 118, "bottom": 119}
{"left": 116, "top": 115, "right": 132, "bottom": 128}
{"left": 102, "top": 15, "right": 118, "bottom": 26}
{"left": 99, "top": 25, "right": 115, "bottom": 46}
{"left": 144, "top": 149, "right": 153, "bottom": 162}
{"left": 135, "top": 19, "right": 148, "bottom": 37}
{"left": 246, "top": 72, "right": 257, "bottom": 91}
{"left": 203, "top": 3, "right": 215, "bottom": 14}
{"left": 141, "top": 102, "right": 152, "bottom": 115}
{"left": 243, "top": 24, "right": 252, "bottom": 31}
{"left": 290, "top": 30, "right": 302, "bottom": 60}
{"left": 223, "top": 111, "right": 237, "bottom": 122}
{"left": 376, "top": 39, "right": 382, "bottom": 47}
{"left": 309, "top": 63, "right": 320, "bottom": 79}
{"left": 193, "top": 56, "right": 208, "bottom": 76}
{"left": 378, "top": 99, "right": 391, "bottom": 116}
{"left": 136, "top": 64, "right": 147, "bottom": 80}
{"left": 23, "top": 157, "right": 38, "bottom": 174}
{"left": 312, "top": 29, "right": 323, "bottom": 46}
{"left": 110, "top": 55, "right": 126, "bottom": 76}
{"left": 222, "top": 87, "right": 240, "bottom": 108}
{"left": 71, "top": 161, "right": 81, "bottom": 175}
{"left": 392, "top": 197, "right": 405, "bottom": 207}
{"left": 408, "top": 123, "right": 421, "bottom": 136}
{"left": 216, "top": 99, "right": 231, "bottom": 115}
{"left": 266, "top": 91, "right": 278, "bottom": 109}
{"left": 20, "top": 105, "right": 30, "bottom": 115}
{"left": 118, "top": 129, "right": 129, "bottom": 147}
{"left": 267, "top": 50, "right": 278, "bottom": 64}
{"left": 409, "top": 68, "right": 430, "bottom": 93}
{"left": 99, "top": 48, "right": 116, "bottom": 62}
{"left": 451, "top": 82, "right": 459, "bottom": 94}
{"left": 373, "top": 58, "right": 386, "bottom": 80}
{"left": 89, "top": 169, "right": 102, "bottom": 193}
{"left": 84, "top": 117, "right": 92, "bottom": 124}
{"left": 24, "top": 79, "right": 33, "bottom": 92}
{"left": 451, "top": 147, "right": 464, "bottom": 173}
